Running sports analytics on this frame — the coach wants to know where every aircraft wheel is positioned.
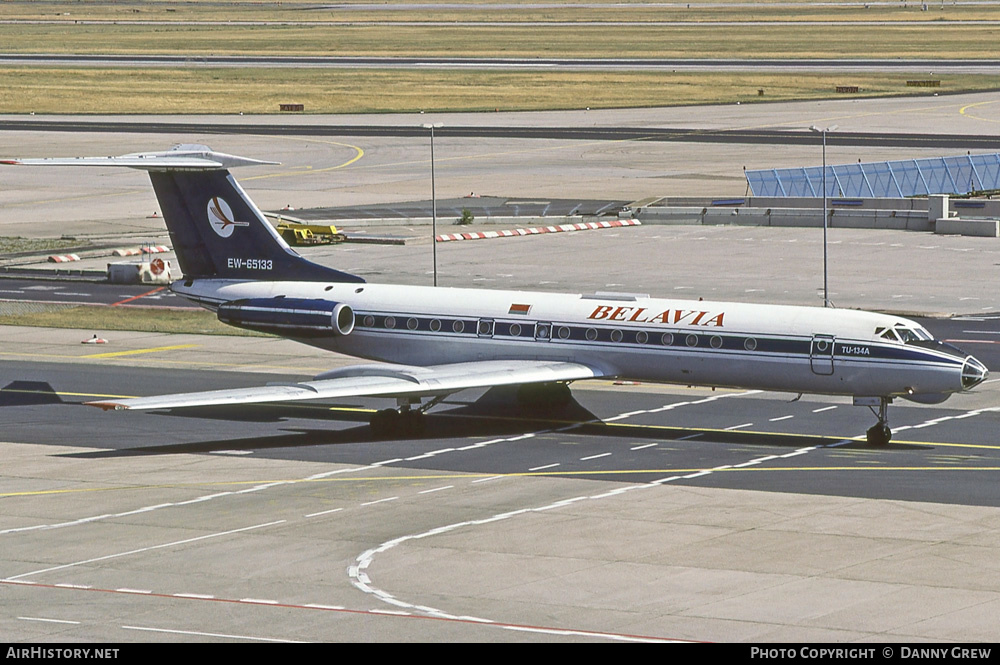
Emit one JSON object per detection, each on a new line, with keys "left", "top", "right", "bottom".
{"left": 370, "top": 409, "right": 399, "bottom": 438}
{"left": 400, "top": 410, "right": 427, "bottom": 436}
{"left": 866, "top": 424, "right": 891, "bottom": 446}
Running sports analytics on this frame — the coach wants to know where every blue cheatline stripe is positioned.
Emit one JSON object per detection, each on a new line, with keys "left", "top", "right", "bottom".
{"left": 352, "top": 311, "right": 964, "bottom": 369}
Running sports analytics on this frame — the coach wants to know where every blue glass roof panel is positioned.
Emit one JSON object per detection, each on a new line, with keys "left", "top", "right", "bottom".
{"left": 747, "top": 153, "right": 1000, "bottom": 197}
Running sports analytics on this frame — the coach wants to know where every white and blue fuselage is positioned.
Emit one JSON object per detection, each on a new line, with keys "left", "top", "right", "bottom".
{"left": 175, "top": 278, "right": 985, "bottom": 402}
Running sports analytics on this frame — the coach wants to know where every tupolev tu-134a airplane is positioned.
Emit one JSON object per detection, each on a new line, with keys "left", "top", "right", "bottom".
{"left": 3, "top": 145, "right": 989, "bottom": 445}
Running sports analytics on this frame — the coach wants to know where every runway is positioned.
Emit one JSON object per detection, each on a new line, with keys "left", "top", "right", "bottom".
{"left": 4, "top": 55, "right": 1000, "bottom": 75}
{"left": 5, "top": 118, "right": 1000, "bottom": 150}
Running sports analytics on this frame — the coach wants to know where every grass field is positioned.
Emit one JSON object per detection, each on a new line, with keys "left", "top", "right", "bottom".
{"left": 4, "top": 22, "right": 1000, "bottom": 59}
{"left": 2, "top": 0, "right": 998, "bottom": 24}
{"left": 2, "top": 67, "right": 997, "bottom": 114}
{"left": 0, "top": 303, "right": 262, "bottom": 336}
{"left": 0, "top": 236, "right": 88, "bottom": 253}
{"left": 0, "top": 1, "right": 997, "bottom": 113}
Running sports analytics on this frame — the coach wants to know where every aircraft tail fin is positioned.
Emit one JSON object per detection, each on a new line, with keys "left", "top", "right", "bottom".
{"left": 3, "top": 145, "right": 364, "bottom": 283}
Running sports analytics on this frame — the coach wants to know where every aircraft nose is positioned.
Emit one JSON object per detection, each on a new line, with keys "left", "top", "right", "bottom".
{"left": 961, "top": 355, "right": 989, "bottom": 390}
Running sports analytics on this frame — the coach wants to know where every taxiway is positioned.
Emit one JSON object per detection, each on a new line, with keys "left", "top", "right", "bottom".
{"left": 3, "top": 94, "right": 1000, "bottom": 642}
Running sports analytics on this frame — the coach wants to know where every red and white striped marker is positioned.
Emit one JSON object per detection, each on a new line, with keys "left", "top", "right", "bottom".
{"left": 436, "top": 219, "right": 640, "bottom": 242}
{"left": 48, "top": 254, "right": 81, "bottom": 263}
{"left": 113, "top": 245, "right": 171, "bottom": 256}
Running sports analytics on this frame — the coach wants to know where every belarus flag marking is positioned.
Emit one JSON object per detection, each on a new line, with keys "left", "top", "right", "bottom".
{"left": 508, "top": 303, "right": 531, "bottom": 316}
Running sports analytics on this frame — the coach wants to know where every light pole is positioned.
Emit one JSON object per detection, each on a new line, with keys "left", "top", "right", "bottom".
{"left": 422, "top": 122, "right": 443, "bottom": 287}
{"left": 810, "top": 124, "right": 837, "bottom": 308}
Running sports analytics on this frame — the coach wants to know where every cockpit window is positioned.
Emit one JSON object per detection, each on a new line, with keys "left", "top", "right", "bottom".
{"left": 877, "top": 325, "right": 934, "bottom": 344}
{"left": 883, "top": 323, "right": 934, "bottom": 344}
{"left": 877, "top": 327, "right": 901, "bottom": 342}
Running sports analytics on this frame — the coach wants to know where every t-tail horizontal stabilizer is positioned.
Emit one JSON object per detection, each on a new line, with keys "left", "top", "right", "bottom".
{"left": 2, "top": 145, "right": 364, "bottom": 283}
{"left": 1, "top": 143, "right": 280, "bottom": 170}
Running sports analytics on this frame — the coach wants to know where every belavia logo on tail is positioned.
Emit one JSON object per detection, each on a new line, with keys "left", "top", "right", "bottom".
{"left": 207, "top": 197, "right": 250, "bottom": 238}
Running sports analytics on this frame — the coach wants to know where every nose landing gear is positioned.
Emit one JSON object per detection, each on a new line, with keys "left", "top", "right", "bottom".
{"left": 857, "top": 396, "right": 892, "bottom": 446}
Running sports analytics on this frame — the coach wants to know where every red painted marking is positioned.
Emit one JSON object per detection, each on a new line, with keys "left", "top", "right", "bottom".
{"left": 111, "top": 286, "right": 165, "bottom": 307}
{"left": 0, "top": 579, "right": 693, "bottom": 642}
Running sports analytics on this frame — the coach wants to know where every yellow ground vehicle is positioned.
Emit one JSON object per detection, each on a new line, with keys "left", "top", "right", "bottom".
{"left": 276, "top": 222, "right": 346, "bottom": 245}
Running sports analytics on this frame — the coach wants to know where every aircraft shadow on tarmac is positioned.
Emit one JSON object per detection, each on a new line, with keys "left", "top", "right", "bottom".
{"left": 0, "top": 381, "right": 63, "bottom": 406}
{"left": 61, "top": 386, "right": 890, "bottom": 459}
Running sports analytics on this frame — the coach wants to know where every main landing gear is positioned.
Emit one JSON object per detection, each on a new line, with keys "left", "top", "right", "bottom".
{"left": 860, "top": 396, "right": 892, "bottom": 446}
{"left": 369, "top": 396, "right": 446, "bottom": 438}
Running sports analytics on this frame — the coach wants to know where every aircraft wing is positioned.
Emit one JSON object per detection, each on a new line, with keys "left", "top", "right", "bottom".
{"left": 85, "top": 360, "right": 606, "bottom": 411}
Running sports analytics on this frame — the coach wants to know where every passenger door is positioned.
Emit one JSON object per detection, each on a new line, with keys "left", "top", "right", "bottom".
{"left": 809, "top": 334, "right": 835, "bottom": 375}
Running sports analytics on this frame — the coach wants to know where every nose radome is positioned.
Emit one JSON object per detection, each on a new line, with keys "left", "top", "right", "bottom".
{"left": 962, "top": 356, "right": 989, "bottom": 390}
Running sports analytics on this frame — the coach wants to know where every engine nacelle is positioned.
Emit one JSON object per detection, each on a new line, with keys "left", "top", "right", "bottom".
{"left": 217, "top": 298, "right": 354, "bottom": 337}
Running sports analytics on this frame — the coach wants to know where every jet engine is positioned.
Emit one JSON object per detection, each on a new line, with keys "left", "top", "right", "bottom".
{"left": 217, "top": 298, "right": 354, "bottom": 337}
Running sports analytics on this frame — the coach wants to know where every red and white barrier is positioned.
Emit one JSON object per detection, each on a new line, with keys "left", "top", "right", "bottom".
{"left": 436, "top": 219, "right": 641, "bottom": 242}
{"left": 48, "top": 254, "right": 81, "bottom": 263}
{"left": 113, "top": 245, "right": 171, "bottom": 257}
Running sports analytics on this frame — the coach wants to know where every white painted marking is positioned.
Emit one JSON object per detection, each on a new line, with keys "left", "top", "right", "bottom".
{"left": 305, "top": 507, "right": 343, "bottom": 518}
{"left": 240, "top": 598, "right": 279, "bottom": 605}
{"left": 812, "top": 406, "right": 838, "bottom": 413}
{"left": 580, "top": 452, "right": 612, "bottom": 461}
{"left": 677, "top": 433, "right": 703, "bottom": 440}
{"left": 370, "top": 609, "right": 412, "bottom": 616}
{"left": 528, "top": 463, "right": 560, "bottom": 471}
{"left": 210, "top": 449, "right": 253, "bottom": 455}
{"left": 418, "top": 485, "right": 454, "bottom": 494}
{"left": 175, "top": 593, "right": 214, "bottom": 599}
{"left": 471, "top": 475, "right": 504, "bottom": 484}
{"left": 54, "top": 583, "right": 91, "bottom": 589}
{"left": 724, "top": 422, "right": 754, "bottom": 430}
{"left": 7, "top": 520, "right": 286, "bottom": 580}
{"left": 361, "top": 497, "right": 398, "bottom": 506}
{"left": 122, "top": 625, "right": 305, "bottom": 643}
{"left": 769, "top": 415, "right": 794, "bottom": 422}
{"left": 630, "top": 443, "right": 658, "bottom": 450}
{"left": 19, "top": 617, "right": 80, "bottom": 624}
{"left": 116, "top": 588, "right": 152, "bottom": 594}
{"left": 405, "top": 447, "right": 456, "bottom": 460}
{"left": 304, "top": 603, "right": 345, "bottom": 610}
{"left": 682, "top": 471, "right": 712, "bottom": 479}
